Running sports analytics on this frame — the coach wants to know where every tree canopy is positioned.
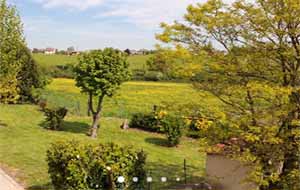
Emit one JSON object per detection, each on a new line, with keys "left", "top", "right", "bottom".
{"left": 0, "top": 0, "right": 45, "bottom": 103}
{"left": 157, "top": 0, "right": 300, "bottom": 189}
{"left": 74, "top": 48, "right": 130, "bottom": 138}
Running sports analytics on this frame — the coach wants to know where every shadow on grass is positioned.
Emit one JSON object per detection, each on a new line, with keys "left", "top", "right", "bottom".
{"left": 146, "top": 161, "right": 207, "bottom": 190}
{"left": 27, "top": 162, "right": 206, "bottom": 190}
{"left": 0, "top": 120, "right": 7, "bottom": 127}
{"left": 145, "top": 137, "right": 170, "bottom": 147}
{"left": 27, "top": 183, "right": 53, "bottom": 190}
{"left": 39, "top": 121, "right": 90, "bottom": 134}
{"left": 61, "top": 121, "right": 90, "bottom": 134}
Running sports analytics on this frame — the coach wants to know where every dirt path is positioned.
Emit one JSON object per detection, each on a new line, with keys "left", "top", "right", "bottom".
{"left": 0, "top": 168, "right": 23, "bottom": 190}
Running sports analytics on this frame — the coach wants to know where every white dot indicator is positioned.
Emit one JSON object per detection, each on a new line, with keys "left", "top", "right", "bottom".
{"left": 176, "top": 177, "right": 180, "bottom": 182}
{"left": 147, "top": 177, "right": 153, "bottom": 182}
{"left": 132, "top": 177, "right": 138, "bottom": 182}
{"left": 161, "top": 177, "right": 167, "bottom": 182}
{"left": 117, "top": 176, "right": 125, "bottom": 183}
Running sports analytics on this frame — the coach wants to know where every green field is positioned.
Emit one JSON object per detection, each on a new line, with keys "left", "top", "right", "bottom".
{"left": 40, "top": 79, "right": 221, "bottom": 118}
{"left": 0, "top": 79, "right": 216, "bottom": 189}
{"left": 33, "top": 53, "right": 151, "bottom": 71}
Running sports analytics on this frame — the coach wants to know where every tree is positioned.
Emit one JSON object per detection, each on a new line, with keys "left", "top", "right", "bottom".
{"left": 17, "top": 45, "right": 48, "bottom": 102}
{"left": 0, "top": 0, "right": 24, "bottom": 103}
{"left": 124, "top": 48, "right": 131, "bottom": 55}
{"left": 157, "top": 0, "right": 300, "bottom": 189}
{"left": 74, "top": 48, "right": 130, "bottom": 138}
{"left": 0, "top": 0, "right": 46, "bottom": 103}
{"left": 147, "top": 45, "right": 202, "bottom": 80}
{"left": 67, "top": 46, "right": 75, "bottom": 53}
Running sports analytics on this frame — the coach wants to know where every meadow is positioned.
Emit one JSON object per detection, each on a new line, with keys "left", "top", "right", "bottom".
{"left": 33, "top": 53, "right": 151, "bottom": 71}
{"left": 40, "top": 78, "right": 218, "bottom": 118}
{"left": 0, "top": 78, "right": 220, "bottom": 189}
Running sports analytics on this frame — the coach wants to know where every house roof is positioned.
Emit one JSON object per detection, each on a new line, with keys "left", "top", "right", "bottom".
{"left": 45, "top": 48, "right": 56, "bottom": 52}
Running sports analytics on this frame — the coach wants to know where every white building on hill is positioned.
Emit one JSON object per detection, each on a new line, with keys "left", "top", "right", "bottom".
{"left": 44, "top": 48, "right": 56, "bottom": 55}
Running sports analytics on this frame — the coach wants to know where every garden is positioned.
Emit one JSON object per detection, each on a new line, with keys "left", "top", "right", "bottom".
{"left": 1, "top": 0, "right": 300, "bottom": 190}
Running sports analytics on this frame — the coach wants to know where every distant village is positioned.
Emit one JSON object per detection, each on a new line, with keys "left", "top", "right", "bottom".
{"left": 31, "top": 47, "right": 155, "bottom": 56}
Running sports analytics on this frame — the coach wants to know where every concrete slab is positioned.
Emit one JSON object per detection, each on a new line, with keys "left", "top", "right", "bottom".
{"left": 0, "top": 168, "right": 23, "bottom": 190}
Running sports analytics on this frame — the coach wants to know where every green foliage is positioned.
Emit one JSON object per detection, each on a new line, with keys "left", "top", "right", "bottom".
{"left": 74, "top": 48, "right": 130, "bottom": 97}
{"left": 46, "top": 140, "right": 147, "bottom": 190}
{"left": 158, "top": 0, "right": 300, "bottom": 189}
{"left": 51, "top": 64, "right": 74, "bottom": 78}
{"left": 129, "top": 150, "right": 147, "bottom": 189}
{"left": 74, "top": 48, "right": 131, "bottom": 137}
{"left": 131, "top": 69, "right": 146, "bottom": 80}
{"left": 0, "top": 1, "right": 45, "bottom": 103}
{"left": 42, "top": 106, "right": 68, "bottom": 130}
{"left": 0, "top": 0, "right": 24, "bottom": 103}
{"left": 161, "top": 115, "right": 184, "bottom": 147}
{"left": 144, "top": 71, "right": 164, "bottom": 81}
{"left": 129, "top": 112, "right": 162, "bottom": 133}
{"left": 17, "top": 46, "right": 48, "bottom": 102}
{"left": 146, "top": 46, "right": 202, "bottom": 81}
{"left": 33, "top": 53, "right": 152, "bottom": 80}
{"left": 0, "top": 104, "right": 205, "bottom": 190}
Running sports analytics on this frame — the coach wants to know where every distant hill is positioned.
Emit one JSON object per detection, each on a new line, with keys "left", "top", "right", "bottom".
{"left": 33, "top": 53, "right": 153, "bottom": 71}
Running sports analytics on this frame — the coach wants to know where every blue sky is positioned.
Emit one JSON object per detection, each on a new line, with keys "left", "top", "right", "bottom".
{"left": 9, "top": 0, "right": 233, "bottom": 50}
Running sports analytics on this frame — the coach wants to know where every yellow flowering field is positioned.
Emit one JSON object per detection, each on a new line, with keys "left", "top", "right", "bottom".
{"left": 41, "top": 78, "right": 221, "bottom": 118}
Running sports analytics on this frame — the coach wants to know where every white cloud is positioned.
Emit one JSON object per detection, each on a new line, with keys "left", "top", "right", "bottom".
{"left": 25, "top": 0, "right": 237, "bottom": 50}
{"left": 34, "top": 0, "right": 104, "bottom": 10}
{"left": 97, "top": 0, "right": 199, "bottom": 28}
{"left": 96, "top": 0, "right": 236, "bottom": 28}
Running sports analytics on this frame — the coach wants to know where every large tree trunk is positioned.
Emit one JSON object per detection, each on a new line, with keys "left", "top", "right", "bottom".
{"left": 89, "top": 94, "right": 104, "bottom": 139}
{"left": 91, "top": 112, "right": 101, "bottom": 138}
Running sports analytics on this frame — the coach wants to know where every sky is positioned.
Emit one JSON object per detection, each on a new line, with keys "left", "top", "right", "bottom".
{"left": 8, "top": 0, "right": 231, "bottom": 50}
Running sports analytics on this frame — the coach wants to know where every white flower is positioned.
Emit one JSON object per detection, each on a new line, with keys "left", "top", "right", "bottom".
{"left": 161, "top": 177, "right": 167, "bottom": 182}
{"left": 132, "top": 177, "right": 139, "bottom": 182}
{"left": 76, "top": 155, "right": 80, "bottom": 159}
{"left": 106, "top": 166, "right": 111, "bottom": 171}
{"left": 147, "top": 177, "right": 152, "bottom": 182}
{"left": 176, "top": 177, "right": 180, "bottom": 182}
{"left": 117, "top": 176, "right": 125, "bottom": 183}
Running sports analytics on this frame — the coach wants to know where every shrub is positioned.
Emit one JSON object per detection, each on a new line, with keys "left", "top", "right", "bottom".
{"left": 185, "top": 117, "right": 213, "bottom": 139}
{"left": 47, "top": 140, "right": 147, "bottom": 190}
{"left": 161, "top": 115, "right": 185, "bottom": 147}
{"left": 42, "top": 106, "right": 68, "bottom": 130}
{"left": 131, "top": 69, "right": 146, "bottom": 81}
{"left": 45, "top": 64, "right": 75, "bottom": 79}
{"left": 129, "top": 113, "right": 162, "bottom": 133}
{"left": 144, "top": 71, "right": 164, "bottom": 81}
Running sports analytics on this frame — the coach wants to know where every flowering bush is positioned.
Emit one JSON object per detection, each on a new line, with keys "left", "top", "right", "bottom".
{"left": 185, "top": 116, "right": 214, "bottom": 138}
{"left": 47, "top": 140, "right": 147, "bottom": 190}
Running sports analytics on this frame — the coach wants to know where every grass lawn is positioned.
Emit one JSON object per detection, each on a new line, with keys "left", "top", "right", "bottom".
{"left": 0, "top": 106, "right": 205, "bottom": 190}
{"left": 0, "top": 79, "right": 218, "bottom": 189}
{"left": 33, "top": 53, "right": 152, "bottom": 71}
{"left": 33, "top": 54, "right": 78, "bottom": 68}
